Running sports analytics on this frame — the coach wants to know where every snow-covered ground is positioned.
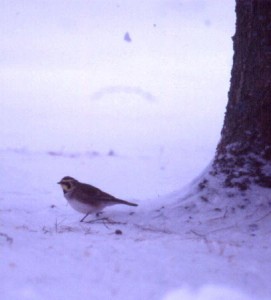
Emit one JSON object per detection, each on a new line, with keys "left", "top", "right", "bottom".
{"left": 1, "top": 1, "right": 271, "bottom": 300}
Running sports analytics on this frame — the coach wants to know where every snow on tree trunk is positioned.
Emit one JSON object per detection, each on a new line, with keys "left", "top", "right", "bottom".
{"left": 211, "top": 0, "right": 271, "bottom": 190}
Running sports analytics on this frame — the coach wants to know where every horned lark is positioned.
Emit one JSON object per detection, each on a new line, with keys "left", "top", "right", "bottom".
{"left": 58, "top": 176, "right": 138, "bottom": 222}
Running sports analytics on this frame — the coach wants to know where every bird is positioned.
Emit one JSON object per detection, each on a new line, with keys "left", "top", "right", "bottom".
{"left": 57, "top": 176, "right": 138, "bottom": 222}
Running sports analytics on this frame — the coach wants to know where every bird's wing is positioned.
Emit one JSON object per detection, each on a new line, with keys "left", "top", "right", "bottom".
{"left": 76, "top": 182, "right": 137, "bottom": 207}
{"left": 79, "top": 183, "right": 117, "bottom": 202}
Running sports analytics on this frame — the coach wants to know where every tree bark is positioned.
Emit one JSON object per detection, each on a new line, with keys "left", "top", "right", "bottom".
{"left": 212, "top": 0, "right": 271, "bottom": 190}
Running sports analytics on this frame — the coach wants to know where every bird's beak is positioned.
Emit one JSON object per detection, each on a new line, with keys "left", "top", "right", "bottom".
{"left": 57, "top": 182, "right": 61, "bottom": 184}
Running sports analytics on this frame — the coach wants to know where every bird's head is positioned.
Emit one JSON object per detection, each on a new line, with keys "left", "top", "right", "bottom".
{"left": 57, "top": 176, "right": 78, "bottom": 193}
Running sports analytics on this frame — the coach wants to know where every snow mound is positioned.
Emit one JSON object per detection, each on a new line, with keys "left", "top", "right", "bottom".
{"left": 164, "top": 285, "right": 254, "bottom": 300}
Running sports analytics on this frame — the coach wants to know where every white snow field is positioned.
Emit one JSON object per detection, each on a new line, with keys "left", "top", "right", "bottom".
{"left": 1, "top": 1, "right": 270, "bottom": 300}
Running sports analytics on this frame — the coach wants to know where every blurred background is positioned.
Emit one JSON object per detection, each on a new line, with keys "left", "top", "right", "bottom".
{"left": 0, "top": 0, "right": 235, "bottom": 200}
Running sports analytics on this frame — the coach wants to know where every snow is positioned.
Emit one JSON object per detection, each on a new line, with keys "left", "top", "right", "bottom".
{"left": 164, "top": 285, "right": 253, "bottom": 300}
{"left": 1, "top": 1, "right": 271, "bottom": 300}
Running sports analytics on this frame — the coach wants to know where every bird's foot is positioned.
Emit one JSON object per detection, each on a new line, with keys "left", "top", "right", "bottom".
{"left": 85, "top": 217, "right": 109, "bottom": 224}
{"left": 85, "top": 217, "right": 127, "bottom": 226}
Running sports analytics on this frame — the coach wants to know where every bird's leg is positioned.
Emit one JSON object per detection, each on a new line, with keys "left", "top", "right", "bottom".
{"left": 80, "top": 213, "right": 90, "bottom": 222}
{"left": 94, "top": 211, "right": 110, "bottom": 223}
{"left": 83, "top": 212, "right": 126, "bottom": 225}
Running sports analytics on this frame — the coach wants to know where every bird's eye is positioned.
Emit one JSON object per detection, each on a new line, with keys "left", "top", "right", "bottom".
{"left": 65, "top": 182, "right": 71, "bottom": 189}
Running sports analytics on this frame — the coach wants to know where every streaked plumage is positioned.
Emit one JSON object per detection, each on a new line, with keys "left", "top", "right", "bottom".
{"left": 58, "top": 176, "right": 138, "bottom": 222}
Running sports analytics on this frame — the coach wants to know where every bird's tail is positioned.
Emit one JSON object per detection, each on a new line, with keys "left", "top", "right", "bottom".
{"left": 115, "top": 199, "right": 138, "bottom": 207}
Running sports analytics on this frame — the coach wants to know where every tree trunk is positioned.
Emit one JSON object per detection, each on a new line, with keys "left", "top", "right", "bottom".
{"left": 212, "top": 0, "right": 271, "bottom": 190}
